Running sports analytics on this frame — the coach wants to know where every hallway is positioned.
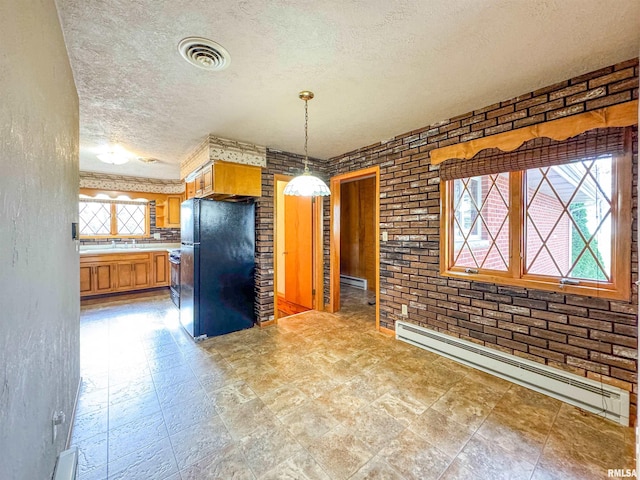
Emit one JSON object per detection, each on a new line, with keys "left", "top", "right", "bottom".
{"left": 72, "top": 290, "right": 634, "bottom": 479}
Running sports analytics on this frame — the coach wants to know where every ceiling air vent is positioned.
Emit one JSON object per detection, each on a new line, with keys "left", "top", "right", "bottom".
{"left": 178, "top": 37, "right": 231, "bottom": 71}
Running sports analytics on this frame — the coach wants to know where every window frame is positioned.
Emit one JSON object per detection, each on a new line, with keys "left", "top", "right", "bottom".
{"left": 440, "top": 147, "right": 632, "bottom": 301}
{"left": 79, "top": 200, "right": 151, "bottom": 239}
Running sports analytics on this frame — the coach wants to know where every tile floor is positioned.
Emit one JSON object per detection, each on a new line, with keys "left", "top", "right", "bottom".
{"left": 73, "top": 287, "right": 635, "bottom": 479}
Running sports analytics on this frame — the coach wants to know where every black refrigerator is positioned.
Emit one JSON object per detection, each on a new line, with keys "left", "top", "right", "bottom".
{"left": 180, "top": 198, "right": 255, "bottom": 339}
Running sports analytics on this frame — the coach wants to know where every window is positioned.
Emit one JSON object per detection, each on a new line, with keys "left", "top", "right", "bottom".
{"left": 79, "top": 198, "right": 150, "bottom": 238}
{"left": 441, "top": 128, "right": 632, "bottom": 300}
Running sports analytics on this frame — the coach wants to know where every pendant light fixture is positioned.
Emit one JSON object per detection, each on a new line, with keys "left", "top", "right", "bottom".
{"left": 283, "top": 91, "right": 331, "bottom": 197}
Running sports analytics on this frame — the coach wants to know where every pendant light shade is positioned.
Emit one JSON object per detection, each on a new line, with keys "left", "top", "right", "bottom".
{"left": 282, "top": 169, "right": 331, "bottom": 196}
{"left": 283, "top": 91, "right": 330, "bottom": 197}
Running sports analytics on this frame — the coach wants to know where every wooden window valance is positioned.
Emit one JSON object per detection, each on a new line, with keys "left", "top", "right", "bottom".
{"left": 431, "top": 100, "right": 638, "bottom": 166}
{"left": 439, "top": 126, "right": 630, "bottom": 181}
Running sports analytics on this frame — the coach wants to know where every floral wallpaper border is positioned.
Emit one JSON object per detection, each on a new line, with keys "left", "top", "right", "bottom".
{"left": 180, "top": 135, "right": 267, "bottom": 179}
{"left": 79, "top": 171, "right": 185, "bottom": 194}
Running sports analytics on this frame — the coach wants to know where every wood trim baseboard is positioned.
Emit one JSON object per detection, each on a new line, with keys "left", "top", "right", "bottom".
{"left": 379, "top": 325, "right": 395, "bottom": 337}
{"left": 259, "top": 319, "right": 276, "bottom": 328}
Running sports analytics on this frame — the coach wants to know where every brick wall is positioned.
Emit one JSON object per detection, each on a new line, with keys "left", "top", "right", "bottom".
{"left": 255, "top": 149, "right": 328, "bottom": 324}
{"left": 326, "top": 58, "right": 639, "bottom": 416}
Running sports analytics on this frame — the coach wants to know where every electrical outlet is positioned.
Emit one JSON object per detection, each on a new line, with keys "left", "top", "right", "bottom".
{"left": 401, "top": 304, "right": 408, "bottom": 316}
{"left": 382, "top": 231, "right": 388, "bottom": 242}
{"left": 153, "top": 233, "right": 161, "bottom": 240}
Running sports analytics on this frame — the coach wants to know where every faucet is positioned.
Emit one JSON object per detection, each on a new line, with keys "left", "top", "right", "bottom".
{"left": 111, "top": 240, "right": 116, "bottom": 249}
{"left": 131, "top": 239, "right": 136, "bottom": 248}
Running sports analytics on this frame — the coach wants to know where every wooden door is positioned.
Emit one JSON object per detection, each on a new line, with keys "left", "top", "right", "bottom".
{"left": 284, "top": 195, "right": 313, "bottom": 309}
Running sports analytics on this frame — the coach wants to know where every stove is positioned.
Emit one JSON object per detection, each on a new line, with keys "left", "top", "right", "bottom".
{"left": 169, "top": 249, "right": 180, "bottom": 308}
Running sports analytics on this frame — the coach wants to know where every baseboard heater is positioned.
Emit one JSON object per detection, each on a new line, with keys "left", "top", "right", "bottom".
{"left": 340, "top": 274, "right": 368, "bottom": 290}
{"left": 53, "top": 447, "right": 78, "bottom": 480}
{"left": 395, "top": 321, "right": 630, "bottom": 426}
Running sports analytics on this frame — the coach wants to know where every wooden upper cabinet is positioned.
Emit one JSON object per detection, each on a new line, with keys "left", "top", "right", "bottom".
{"left": 194, "top": 171, "right": 204, "bottom": 197}
{"left": 156, "top": 195, "right": 182, "bottom": 229}
{"left": 187, "top": 161, "right": 262, "bottom": 199}
{"left": 185, "top": 181, "right": 196, "bottom": 200}
{"left": 202, "top": 168, "right": 213, "bottom": 196}
{"left": 166, "top": 196, "right": 181, "bottom": 226}
{"left": 212, "top": 161, "right": 262, "bottom": 197}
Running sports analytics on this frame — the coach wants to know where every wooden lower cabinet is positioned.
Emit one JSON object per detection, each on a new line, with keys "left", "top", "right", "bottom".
{"left": 81, "top": 251, "right": 168, "bottom": 297}
{"left": 153, "top": 252, "right": 169, "bottom": 286}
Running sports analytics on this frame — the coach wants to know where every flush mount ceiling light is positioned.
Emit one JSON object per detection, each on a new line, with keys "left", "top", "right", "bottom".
{"left": 96, "top": 145, "right": 132, "bottom": 165}
{"left": 178, "top": 37, "right": 231, "bottom": 71}
{"left": 138, "top": 157, "right": 159, "bottom": 165}
{"left": 283, "top": 91, "right": 330, "bottom": 197}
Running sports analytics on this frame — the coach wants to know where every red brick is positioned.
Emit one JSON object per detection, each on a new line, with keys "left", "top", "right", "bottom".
{"left": 530, "top": 327, "right": 566, "bottom": 343}
{"left": 590, "top": 351, "right": 636, "bottom": 371}
{"left": 590, "top": 330, "right": 636, "bottom": 348}
{"left": 546, "top": 104, "right": 585, "bottom": 121}
{"left": 529, "top": 99, "right": 564, "bottom": 115}
{"left": 548, "top": 83, "right": 587, "bottom": 100}
{"left": 586, "top": 91, "right": 632, "bottom": 109}
{"left": 529, "top": 346, "right": 565, "bottom": 362}
{"left": 588, "top": 68, "right": 635, "bottom": 89}
{"left": 549, "top": 341, "right": 588, "bottom": 359}
{"left": 486, "top": 105, "right": 515, "bottom": 119}
{"left": 566, "top": 87, "right": 606, "bottom": 105}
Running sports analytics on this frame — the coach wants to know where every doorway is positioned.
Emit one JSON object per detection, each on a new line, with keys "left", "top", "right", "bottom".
{"left": 329, "top": 166, "right": 380, "bottom": 330}
{"left": 274, "top": 174, "right": 323, "bottom": 321}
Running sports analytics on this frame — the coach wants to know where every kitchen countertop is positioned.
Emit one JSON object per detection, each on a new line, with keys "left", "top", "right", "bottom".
{"left": 79, "top": 243, "right": 181, "bottom": 255}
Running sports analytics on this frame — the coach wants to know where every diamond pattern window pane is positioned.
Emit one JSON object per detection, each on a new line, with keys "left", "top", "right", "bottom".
{"left": 116, "top": 204, "right": 146, "bottom": 235}
{"left": 524, "top": 156, "right": 612, "bottom": 281}
{"left": 79, "top": 202, "right": 111, "bottom": 236}
{"left": 452, "top": 173, "right": 510, "bottom": 271}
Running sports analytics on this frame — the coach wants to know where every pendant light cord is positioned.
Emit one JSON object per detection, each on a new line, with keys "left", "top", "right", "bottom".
{"left": 304, "top": 98, "right": 309, "bottom": 173}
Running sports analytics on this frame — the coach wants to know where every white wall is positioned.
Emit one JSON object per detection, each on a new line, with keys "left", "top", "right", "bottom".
{"left": 0, "top": 1, "right": 80, "bottom": 479}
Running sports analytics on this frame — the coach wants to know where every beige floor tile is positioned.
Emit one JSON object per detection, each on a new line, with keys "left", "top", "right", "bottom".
{"left": 179, "top": 443, "right": 255, "bottom": 480}
{"left": 306, "top": 425, "right": 375, "bottom": 480}
{"left": 408, "top": 407, "right": 475, "bottom": 457}
{"left": 371, "top": 390, "right": 428, "bottom": 426}
{"left": 169, "top": 416, "right": 233, "bottom": 470}
{"left": 259, "top": 383, "right": 309, "bottom": 418}
{"left": 240, "top": 421, "right": 305, "bottom": 475}
{"left": 342, "top": 403, "right": 408, "bottom": 452}
{"left": 204, "top": 380, "right": 257, "bottom": 413}
{"left": 280, "top": 400, "right": 341, "bottom": 448}
{"left": 377, "top": 429, "right": 451, "bottom": 480}
{"left": 430, "top": 389, "right": 495, "bottom": 430}
{"left": 350, "top": 456, "right": 407, "bottom": 480}
{"left": 217, "top": 397, "right": 276, "bottom": 440}
{"left": 450, "top": 435, "right": 535, "bottom": 480}
{"left": 259, "top": 450, "right": 331, "bottom": 480}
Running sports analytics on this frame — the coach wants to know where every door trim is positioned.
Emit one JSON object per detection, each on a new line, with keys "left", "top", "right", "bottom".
{"left": 273, "top": 174, "right": 324, "bottom": 322}
{"left": 329, "top": 166, "right": 380, "bottom": 331}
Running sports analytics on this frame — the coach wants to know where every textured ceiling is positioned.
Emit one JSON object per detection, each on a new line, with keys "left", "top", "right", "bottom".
{"left": 55, "top": 0, "right": 639, "bottom": 180}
